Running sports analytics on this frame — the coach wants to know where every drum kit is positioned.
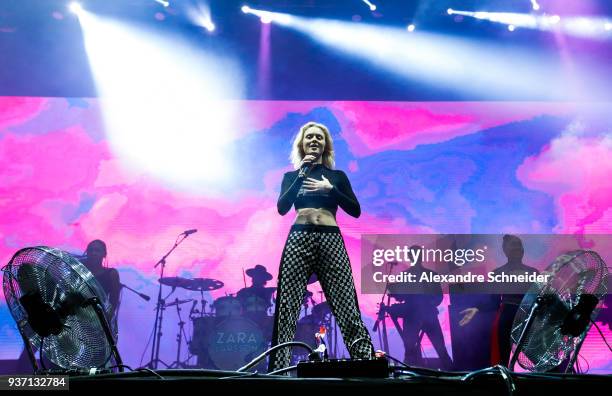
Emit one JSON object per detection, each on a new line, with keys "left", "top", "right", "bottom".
{"left": 144, "top": 233, "right": 335, "bottom": 370}
{"left": 154, "top": 271, "right": 335, "bottom": 370}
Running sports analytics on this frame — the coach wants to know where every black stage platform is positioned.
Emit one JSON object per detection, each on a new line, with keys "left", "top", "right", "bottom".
{"left": 61, "top": 369, "right": 611, "bottom": 394}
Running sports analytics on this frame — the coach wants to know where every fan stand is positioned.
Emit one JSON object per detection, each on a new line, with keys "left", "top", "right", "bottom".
{"left": 86, "top": 297, "right": 124, "bottom": 371}
{"left": 509, "top": 296, "right": 544, "bottom": 370}
{"left": 21, "top": 331, "right": 40, "bottom": 373}
{"left": 565, "top": 336, "right": 586, "bottom": 373}
{"left": 21, "top": 296, "right": 123, "bottom": 373}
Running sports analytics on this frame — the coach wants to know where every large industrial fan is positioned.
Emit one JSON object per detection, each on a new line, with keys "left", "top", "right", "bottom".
{"left": 510, "top": 250, "right": 608, "bottom": 372}
{"left": 2, "top": 246, "right": 122, "bottom": 372}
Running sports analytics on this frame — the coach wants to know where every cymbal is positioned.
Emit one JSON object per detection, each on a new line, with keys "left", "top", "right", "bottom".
{"left": 159, "top": 277, "right": 224, "bottom": 291}
{"left": 183, "top": 278, "right": 224, "bottom": 291}
{"left": 159, "top": 277, "right": 193, "bottom": 289}
{"left": 166, "top": 298, "right": 194, "bottom": 307}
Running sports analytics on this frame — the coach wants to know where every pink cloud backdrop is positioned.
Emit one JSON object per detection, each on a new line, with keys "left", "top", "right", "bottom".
{"left": 1, "top": 98, "right": 610, "bottom": 372}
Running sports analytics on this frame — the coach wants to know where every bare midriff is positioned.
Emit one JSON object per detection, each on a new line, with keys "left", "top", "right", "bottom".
{"left": 294, "top": 208, "right": 337, "bottom": 226}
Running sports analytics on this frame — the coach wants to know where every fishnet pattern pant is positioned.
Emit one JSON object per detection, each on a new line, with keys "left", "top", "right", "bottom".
{"left": 268, "top": 224, "right": 373, "bottom": 372}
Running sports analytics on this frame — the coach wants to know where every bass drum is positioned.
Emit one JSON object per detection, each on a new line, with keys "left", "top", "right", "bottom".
{"left": 208, "top": 317, "right": 267, "bottom": 370}
{"left": 192, "top": 316, "right": 268, "bottom": 370}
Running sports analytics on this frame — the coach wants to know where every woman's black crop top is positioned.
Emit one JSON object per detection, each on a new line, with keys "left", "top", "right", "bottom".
{"left": 277, "top": 164, "right": 361, "bottom": 218}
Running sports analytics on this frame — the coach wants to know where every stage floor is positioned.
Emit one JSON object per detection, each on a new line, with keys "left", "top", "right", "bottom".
{"left": 62, "top": 369, "right": 612, "bottom": 394}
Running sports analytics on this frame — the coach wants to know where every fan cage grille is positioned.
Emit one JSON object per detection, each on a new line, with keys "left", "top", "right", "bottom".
{"left": 2, "top": 246, "right": 116, "bottom": 370}
{"left": 511, "top": 250, "right": 608, "bottom": 372}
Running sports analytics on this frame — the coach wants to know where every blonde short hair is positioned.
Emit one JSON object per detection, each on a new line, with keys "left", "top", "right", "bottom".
{"left": 290, "top": 122, "right": 335, "bottom": 169}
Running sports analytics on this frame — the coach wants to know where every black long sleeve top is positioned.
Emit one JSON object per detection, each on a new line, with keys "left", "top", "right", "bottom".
{"left": 476, "top": 262, "right": 540, "bottom": 312}
{"left": 277, "top": 164, "right": 361, "bottom": 218}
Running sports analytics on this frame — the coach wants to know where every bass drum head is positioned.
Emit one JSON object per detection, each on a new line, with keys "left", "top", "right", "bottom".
{"left": 207, "top": 317, "right": 267, "bottom": 370}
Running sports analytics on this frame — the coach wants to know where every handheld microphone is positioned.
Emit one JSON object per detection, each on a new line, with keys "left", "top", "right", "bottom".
{"left": 181, "top": 229, "right": 198, "bottom": 236}
{"left": 298, "top": 164, "right": 311, "bottom": 178}
{"left": 298, "top": 153, "right": 321, "bottom": 178}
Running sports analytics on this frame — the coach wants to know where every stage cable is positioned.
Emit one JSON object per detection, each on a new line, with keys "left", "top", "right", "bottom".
{"left": 237, "top": 341, "right": 314, "bottom": 373}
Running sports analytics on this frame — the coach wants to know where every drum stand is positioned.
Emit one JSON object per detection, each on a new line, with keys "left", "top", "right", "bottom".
{"left": 200, "top": 290, "right": 207, "bottom": 316}
{"left": 146, "top": 292, "right": 172, "bottom": 369}
{"left": 168, "top": 298, "right": 192, "bottom": 368}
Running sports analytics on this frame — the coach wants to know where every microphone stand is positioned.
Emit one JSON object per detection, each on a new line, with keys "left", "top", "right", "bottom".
{"left": 120, "top": 282, "right": 150, "bottom": 301}
{"left": 146, "top": 232, "right": 192, "bottom": 369}
{"left": 373, "top": 261, "right": 396, "bottom": 353}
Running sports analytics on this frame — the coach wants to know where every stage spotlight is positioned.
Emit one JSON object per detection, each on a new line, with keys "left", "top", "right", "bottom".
{"left": 407, "top": 24, "right": 415, "bottom": 32}
{"left": 446, "top": 10, "right": 611, "bottom": 39}
{"left": 262, "top": 13, "right": 609, "bottom": 99}
{"left": 68, "top": 2, "right": 83, "bottom": 15}
{"left": 563, "top": 17, "right": 601, "bottom": 37}
{"left": 508, "top": 24, "right": 516, "bottom": 32}
{"left": 186, "top": 3, "right": 216, "bottom": 34}
{"left": 155, "top": 0, "right": 170, "bottom": 7}
{"left": 362, "top": 0, "right": 376, "bottom": 12}
{"left": 447, "top": 9, "right": 454, "bottom": 15}
{"left": 77, "top": 12, "right": 245, "bottom": 189}
{"left": 241, "top": 7, "right": 292, "bottom": 26}
{"left": 605, "top": 22, "right": 612, "bottom": 31}
{"left": 530, "top": 0, "right": 541, "bottom": 11}
{"left": 279, "top": 16, "right": 583, "bottom": 99}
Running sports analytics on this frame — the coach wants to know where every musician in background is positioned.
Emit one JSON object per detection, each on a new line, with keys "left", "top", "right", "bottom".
{"left": 459, "top": 235, "right": 539, "bottom": 367}
{"left": 82, "top": 239, "right": 122, "bottom": 332}
{"left": 387, "top": 245, "right": 453, "bottom": 369}
{"left": 236, "top": 264, "right": 275, "bottom": 316}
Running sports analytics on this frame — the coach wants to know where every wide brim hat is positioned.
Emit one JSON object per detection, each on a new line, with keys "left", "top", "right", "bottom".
{"left": 246, "top": 264, "right": 273, "bottom": 281}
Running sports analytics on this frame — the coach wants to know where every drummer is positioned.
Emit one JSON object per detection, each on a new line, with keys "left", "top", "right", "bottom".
{"left": 236, "top": 265, "right": 275, "bottom": 315}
